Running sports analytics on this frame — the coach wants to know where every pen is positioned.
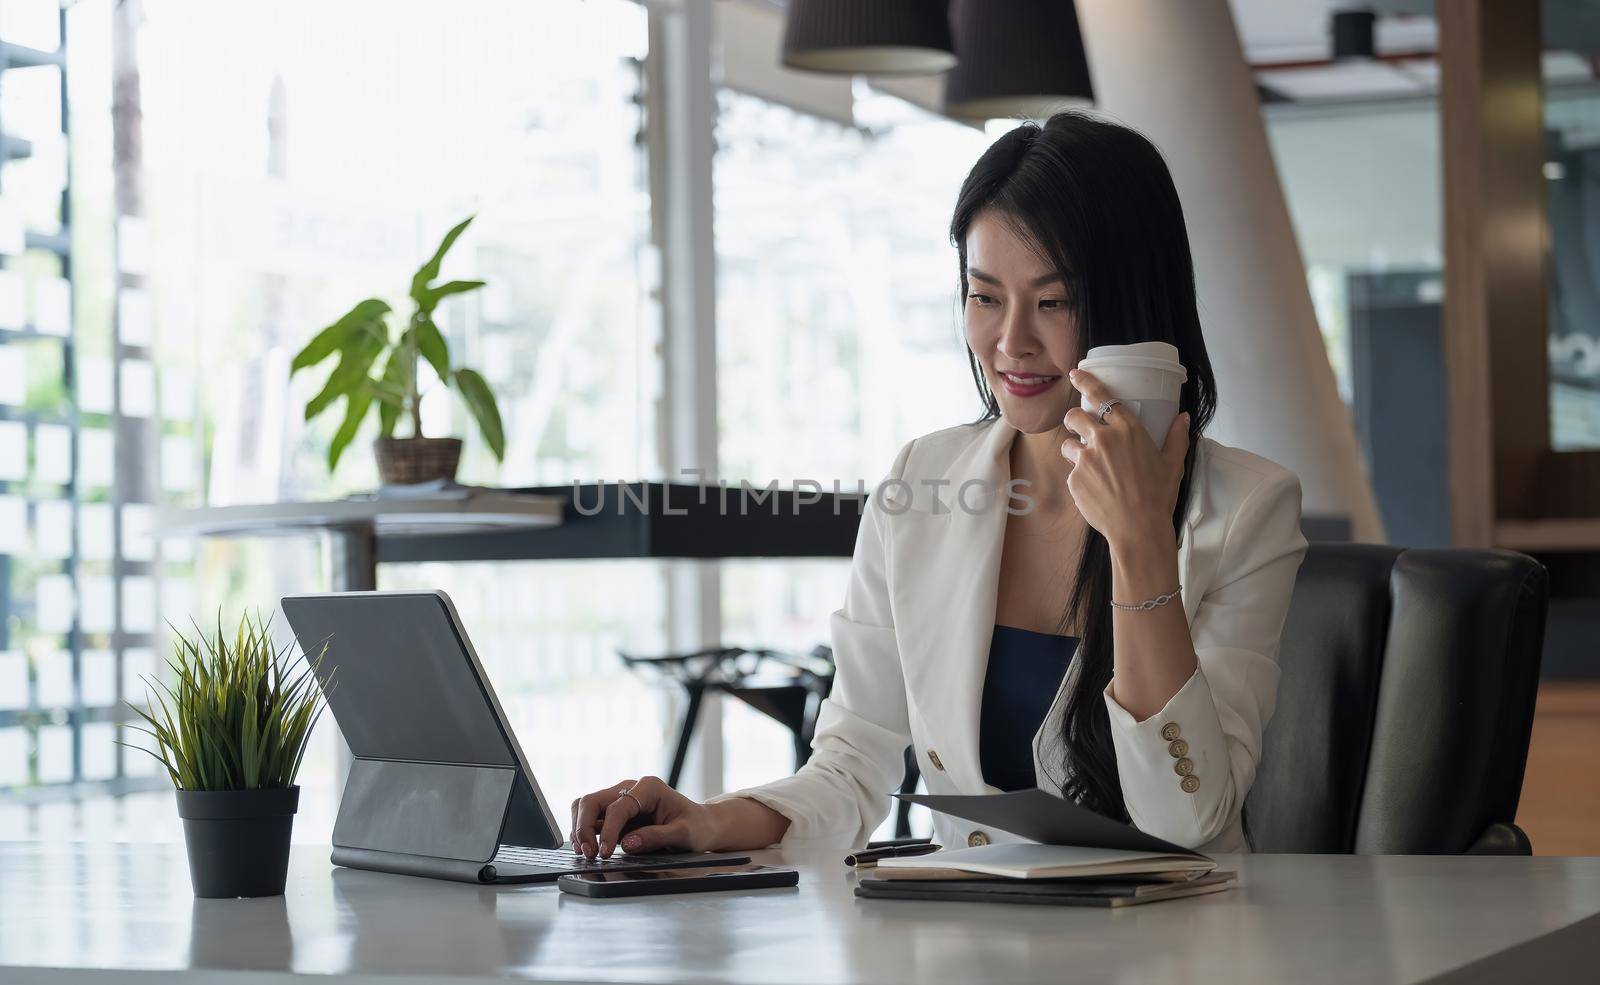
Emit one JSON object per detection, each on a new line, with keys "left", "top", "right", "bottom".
{"left": 844, "top": 843, "right": 942, "bottom": 868}
{"left": 865, "top": 836, "right": 933, "bottom": 850}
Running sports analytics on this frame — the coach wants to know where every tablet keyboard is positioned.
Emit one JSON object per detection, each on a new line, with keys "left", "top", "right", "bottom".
{"left": 491, "top": 845, "right": 687, "bottom": 872}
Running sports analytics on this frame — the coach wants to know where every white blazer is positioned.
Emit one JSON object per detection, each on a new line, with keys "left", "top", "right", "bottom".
{"left": 711, "top": 417, "right": 1309, "bottom": 855}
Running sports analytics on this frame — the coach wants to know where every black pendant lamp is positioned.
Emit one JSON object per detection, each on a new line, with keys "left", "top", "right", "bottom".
{"left": 943, "top": 0, "right": 1094, "bottom": 121}
{"left": 782, "top": 0, "right": 958, "bottom": 76}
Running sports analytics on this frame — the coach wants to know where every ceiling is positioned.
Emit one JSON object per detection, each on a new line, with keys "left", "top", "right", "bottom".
{"left": 1232, "top": 0, "right": 1436, "bottom": 65}
{"left": 747, "top": 1, "right": 1600, "bottom": 106}
{"left": 1233, "top": 0, "right": 1599, "bottom": 103}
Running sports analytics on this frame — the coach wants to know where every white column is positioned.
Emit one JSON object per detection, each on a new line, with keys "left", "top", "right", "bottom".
{"left": 1076, "top": 0, "right": 1385, "bottom": 542}
{"left": 650, "top": 0, "right": 724, "bottom": 798}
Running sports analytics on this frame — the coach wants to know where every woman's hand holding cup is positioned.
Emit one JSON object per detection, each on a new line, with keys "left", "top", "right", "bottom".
{"left": 1060, "top": 367, "right": 1190, "bottom": 552}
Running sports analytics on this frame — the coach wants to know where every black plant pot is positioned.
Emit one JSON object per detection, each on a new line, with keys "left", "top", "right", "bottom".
{"left": 175, "top": 786, "right": 300, "bottom": 898}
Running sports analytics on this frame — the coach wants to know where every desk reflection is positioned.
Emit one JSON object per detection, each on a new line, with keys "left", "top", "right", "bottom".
{"left": 188, "top": 894, "right": 294, "bottom": 972}
{"left": 329, "top": 865, "right": 520, "bottom": 974}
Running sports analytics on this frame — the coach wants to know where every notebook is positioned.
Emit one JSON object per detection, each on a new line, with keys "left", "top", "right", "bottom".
{"left": 855, "top": 870, "right": 1238, "bottom": 907}
{"left": 872, "top": 842, "right": 1215, "bottom": 881}
{"left": 877, "top": 788, "right": 1218, "bottom": 882}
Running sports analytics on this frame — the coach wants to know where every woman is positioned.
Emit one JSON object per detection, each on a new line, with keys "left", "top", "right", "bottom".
{"left": 573, "top": 112, "right": 1308, "bottom": 857}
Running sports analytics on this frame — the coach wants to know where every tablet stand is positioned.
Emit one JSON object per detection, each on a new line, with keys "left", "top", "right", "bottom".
{"left": 328, "top": 757, "right": 555, "bottom": 883}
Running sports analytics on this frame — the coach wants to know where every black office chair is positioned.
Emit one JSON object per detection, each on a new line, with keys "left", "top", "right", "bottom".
{"left": 1244, "top": 544, "right": 1548, "bottom": 855}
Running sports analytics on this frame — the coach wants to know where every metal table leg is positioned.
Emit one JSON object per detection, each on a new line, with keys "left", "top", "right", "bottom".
{"left": 325, "top": 523, "right": 378, "bottom": 592}
{"left": 666, "top": 682, "right": 707, "bottom": 790}
{"left": 322, "top": 523, "right": 376, "bottom": 790}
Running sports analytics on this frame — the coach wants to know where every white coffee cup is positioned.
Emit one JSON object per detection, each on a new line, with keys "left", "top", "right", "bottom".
{"left": 1076, "top": 341, "right": 1188, "bottom": 448}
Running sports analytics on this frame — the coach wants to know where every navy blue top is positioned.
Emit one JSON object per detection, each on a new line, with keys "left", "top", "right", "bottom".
{"left": 979, "top": 624, "right": 1080, "bottom": 792}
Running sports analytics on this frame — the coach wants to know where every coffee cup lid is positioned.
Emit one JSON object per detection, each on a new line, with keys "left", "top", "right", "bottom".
{"left": 1078, "top": 341, "right": 1187, "bottom": 381}
{"left": 1085, "top": 341, "right": 1180, "bottom": 362}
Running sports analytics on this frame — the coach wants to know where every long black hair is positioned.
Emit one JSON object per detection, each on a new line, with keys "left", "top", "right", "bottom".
{"left": 949, "top": 112, "right": 1218, "bottom": 821}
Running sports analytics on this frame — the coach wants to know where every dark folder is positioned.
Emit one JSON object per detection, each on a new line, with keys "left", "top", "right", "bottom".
{"left": 893, "top": 788, "right": 1204, "bottom": 856}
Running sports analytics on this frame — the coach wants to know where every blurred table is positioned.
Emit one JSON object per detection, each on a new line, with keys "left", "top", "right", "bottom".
{"left": 157, "top": 482, "right": 864, "bottom": 590}
{"left": 1, "top": 842, "right": 1599, "bottom": 983}
{"left": 156, "top": 490, "right": 563, "bottom": 591}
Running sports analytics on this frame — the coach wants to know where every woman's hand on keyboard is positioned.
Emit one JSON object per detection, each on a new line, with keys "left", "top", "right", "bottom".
{"left": 570, "top": 776, "right": 790, "bottom": 858}
{"left": 571, "top": 776, "right": 708, "bottom": 859}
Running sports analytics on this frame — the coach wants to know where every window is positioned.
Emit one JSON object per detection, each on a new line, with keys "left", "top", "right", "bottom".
{"left": 1265, "top": 100, "right": 1444, "bottom": 405}
{"left": 715, "top": 89, "right": 988, "bottom": 486}
{"left": 0, "top": 0, "right": 665, "bottom": 830}
{"left": 1546, "top": 86, "right": 1600, "bottom": 451}
{"left": 713, "top": 88, "right": 989, "bottom": 815}
{"left": 0, "top": 1, "right": 98, "bottom": 793}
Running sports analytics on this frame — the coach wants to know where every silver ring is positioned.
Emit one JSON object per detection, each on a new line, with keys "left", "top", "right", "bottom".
{"left": 615, "top": 787, "right": 644, "bottom": 813}
{"left": 1096, "top": 399, "right": 1123, "bottom": 424}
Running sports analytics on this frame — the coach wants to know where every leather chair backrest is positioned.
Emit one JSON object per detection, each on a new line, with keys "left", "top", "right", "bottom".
{"left": 1244, "top": 544, "right": 1547, "bottom": 853}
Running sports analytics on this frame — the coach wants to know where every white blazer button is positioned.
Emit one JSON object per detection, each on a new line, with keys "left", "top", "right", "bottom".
{"left": 928, "top": 749, "right": 945, "bottom": 771}
{"left": 1167, "top": 739, "right": 1189, "bottom": 758}
{"left": 1160, "top": 723, "right": 1181, "bottom": 741}
{"left": 1180, "top": 775, "right": 1201, "bottom": 794}
{"left": 968, "top": 830, "right": 990, "bottom": 847}
{"left": 1173, "top": 757, "right": 1195, "bottom": 777}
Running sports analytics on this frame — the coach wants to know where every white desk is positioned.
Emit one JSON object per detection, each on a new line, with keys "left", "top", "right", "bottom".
{"left": 1, "top": 842, "right": 1598, "bottom": 984}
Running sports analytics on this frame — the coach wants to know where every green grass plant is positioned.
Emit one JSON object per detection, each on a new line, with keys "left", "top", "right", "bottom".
{"left": 121, "top": 613, "right": 330, "bottom": 791}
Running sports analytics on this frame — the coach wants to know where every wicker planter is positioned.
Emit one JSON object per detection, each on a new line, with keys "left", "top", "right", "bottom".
{"left": 374, "top": 437, "right": 462, "bottom": 486}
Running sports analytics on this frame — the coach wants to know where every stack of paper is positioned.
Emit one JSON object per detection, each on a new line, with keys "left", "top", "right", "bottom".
{"left": 872, "top": 843, "right": 1215, "bottom": 880}
{"left": 854, "top": 789, "right": 1237, "bottom": 908}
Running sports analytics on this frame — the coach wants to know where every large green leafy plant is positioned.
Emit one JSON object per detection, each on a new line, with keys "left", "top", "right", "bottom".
{"left": 122, "top": 614, "right": 329, "bottom": 791}
{"left": 291, "top": 215, "right": 506, "bottom": 470}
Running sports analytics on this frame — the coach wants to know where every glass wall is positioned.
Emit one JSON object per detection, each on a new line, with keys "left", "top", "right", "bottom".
{"left": 146, "top": 0, "right": 660, "bottom": 836}
{"left": 1265, "top": 98, "right": 1449, "bottom": 546}
{"left": 1264, "top": 82, "right": 1600, "bottom": 538}
{"left": 1546, "top": 86, "right": 1600, "bottom": 451}
{"left": 712, "top": 87, "right": 989, "bottom": 808}
{"left": 1265, "top": 99, "right": 1444, "bottom": 403}
{"left": 0, "top": 0, "right": 131, "bottom": 796}
{"left": 0, "top": 0, "right": 664, "bottom": 838}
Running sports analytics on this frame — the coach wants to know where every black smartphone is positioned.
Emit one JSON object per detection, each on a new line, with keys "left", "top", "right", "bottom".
{"left": 556, "top": 863, "right": 799, "bottom": 898}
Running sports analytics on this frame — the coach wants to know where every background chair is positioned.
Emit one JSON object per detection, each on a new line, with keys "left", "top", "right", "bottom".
{"left": 619, "top": 645, "right": 835, "bottom": 789}
{"left": 1244, "top": 544, "right": 1548, "bottom": 854}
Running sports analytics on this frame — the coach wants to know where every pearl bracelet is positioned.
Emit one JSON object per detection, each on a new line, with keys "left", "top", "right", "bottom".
{"left": 1110, "top": 585, "right": 1183, "bottom": 612}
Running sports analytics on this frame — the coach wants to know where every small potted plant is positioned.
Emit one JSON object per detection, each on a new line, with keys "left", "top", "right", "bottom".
{"left": 122, "top": 613, "right": 329, "bottom": 899}
{"left": 291, "top": 214, "right": 507, "bottom": 484}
